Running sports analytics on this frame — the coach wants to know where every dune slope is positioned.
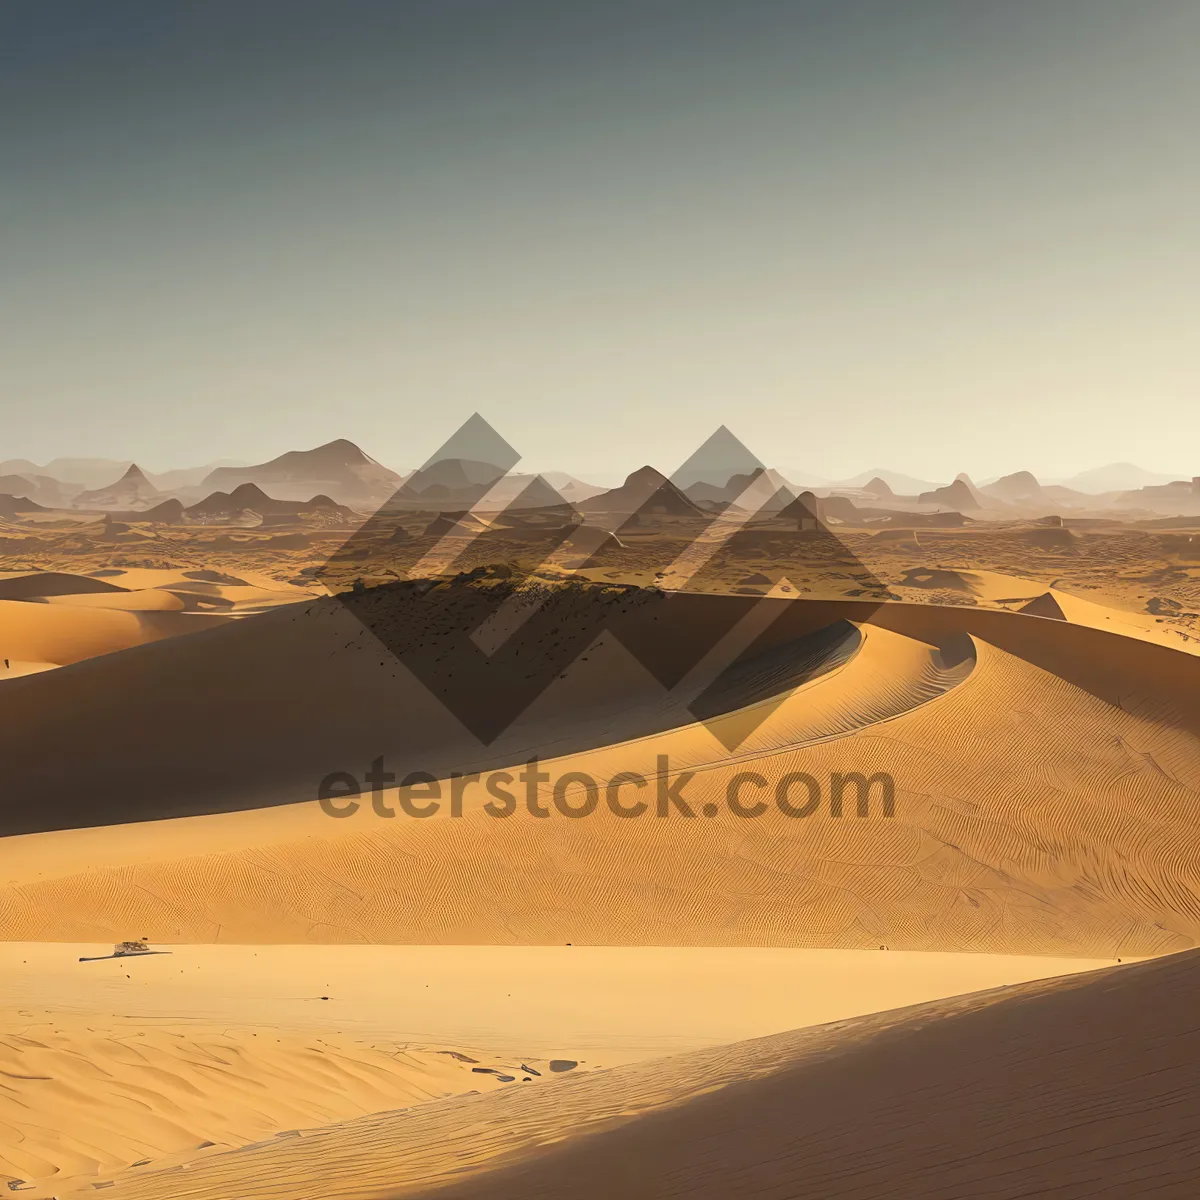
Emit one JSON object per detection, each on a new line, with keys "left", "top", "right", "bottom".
{"left": 100, "top": 949, "right": 1200, "bottom": 1200}
{"left": 1, "top": 584, "right": 1197, "bottom": 832}
{"left": 0, "top": 596, "right": 224, "bottom": 673}
{"left": 2, "top": 588, "right": 1199, "bottom": 955}
{"left": 0, "top": 942, "right": 1113, "bottom": 1196}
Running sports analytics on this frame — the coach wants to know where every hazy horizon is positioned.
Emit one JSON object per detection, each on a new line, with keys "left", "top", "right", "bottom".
{"left": 4, "top": 1, "right": 1198, "bottom": 481}
{"left": 2, "top": 433, "right": 1191, "bottom": 493}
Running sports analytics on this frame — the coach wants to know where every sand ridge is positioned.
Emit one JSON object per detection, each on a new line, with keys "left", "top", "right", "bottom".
{"left": 0, "top": 596, "right": 225, "bottom": 675}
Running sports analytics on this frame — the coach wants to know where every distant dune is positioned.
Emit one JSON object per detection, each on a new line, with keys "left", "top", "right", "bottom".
{"left": 0, "top": 569, "right": 308, "bottom": 677}
{"left": 0, "top": 592, "right": 225, "bottom": 675}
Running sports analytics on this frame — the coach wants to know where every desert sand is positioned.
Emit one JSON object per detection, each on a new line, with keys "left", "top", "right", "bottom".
{"left": 2, "top": 508, "right": 1199, "bottom": 1197}
{"left": 77, "top": 949, "right": 1197, "bottom": 1200}
{"left": 0, "top": 942, "right": 1113, "bottom": 1196}
{"left": 2, "top": 589, "right": 1198, "bottom": 957}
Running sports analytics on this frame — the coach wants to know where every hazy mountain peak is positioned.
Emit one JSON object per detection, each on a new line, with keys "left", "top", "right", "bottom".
{"left": 985, "top": 470, "right": 1044, "bottom": 504}
{"left": 200, "top": 439, "right": 403, "bottom": 506}
{"left": 625, "top": 464, "right": 670, "bottom": 487}
{"left": 833, "top": 468, "right": 941, "bottom": 495}
{"left": 1059, "top": 462, "right": 1182, "bottom": 494}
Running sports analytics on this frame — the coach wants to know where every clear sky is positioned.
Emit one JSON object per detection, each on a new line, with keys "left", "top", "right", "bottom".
{"left": 2, "top": 1, "right": 1197, "bottom": 482}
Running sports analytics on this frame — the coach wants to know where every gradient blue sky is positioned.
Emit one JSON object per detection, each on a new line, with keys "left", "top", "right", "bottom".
{"left": 2, "top": 1, "right": 1197, "bottom": 481}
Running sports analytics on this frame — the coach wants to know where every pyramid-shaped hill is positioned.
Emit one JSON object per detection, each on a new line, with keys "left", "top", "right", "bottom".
{"left": 919, "top": 475, "right": 983, "bottom": 511}
{"left": 72, "top": 464, "right": 163, "bottom": 511}
{"left": 580, "top": 466, "right": 705, "bottom": 518}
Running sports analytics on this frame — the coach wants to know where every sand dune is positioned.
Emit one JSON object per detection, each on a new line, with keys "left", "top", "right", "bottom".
{"left": 1021, "top": 584, "right": 1197, "bottom": 648}
{"left": 0, "top": 659, "right": 56, "bottom": 680}
{"left": 0, "top": 597, "right": 224, "bottom": 673}
{"left": 0, "top": 1010, "right": 522, "bottom": 1194}
{"left": 0, "top": 941, "right": 1113, "bottom": 1197}
{"left": 2, "top": 584, "right": 1198, "bottom": 955}
{"left": 3, "top": 565, "right": 1199, "bottom": 1196}
{"left": 892, "top": 566, "right": 1047, "bottom": 603}
{"left": 4, "top": 581, "right": 1195, "bottom": 832}
{"left": 72, "top": 949, "right": 1199, "bottom": 1200}
{"left": 0, "top": 571, "right": 128, "bottom": 600}
{"left": 0, "top": 569, "right": 317, "bottom": 676}
{"left": 41, "top": 588, "right": 187, "bottom": 612}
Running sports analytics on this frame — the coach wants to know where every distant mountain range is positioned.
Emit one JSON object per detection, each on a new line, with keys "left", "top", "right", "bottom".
{"left": 1, "top": 444, "right": 1197, "bottom": 522}
{"left": 824, "top": 469, "right": 944, "bottom": 495}
{"left": 1051, "top": 463, "right": 1186, "bottom": 493}
{"left": 0, "top": 441, "right": 405, "bottom": 511}
{"left": 0, "top": 457, "right": 246, "bottom": 494}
